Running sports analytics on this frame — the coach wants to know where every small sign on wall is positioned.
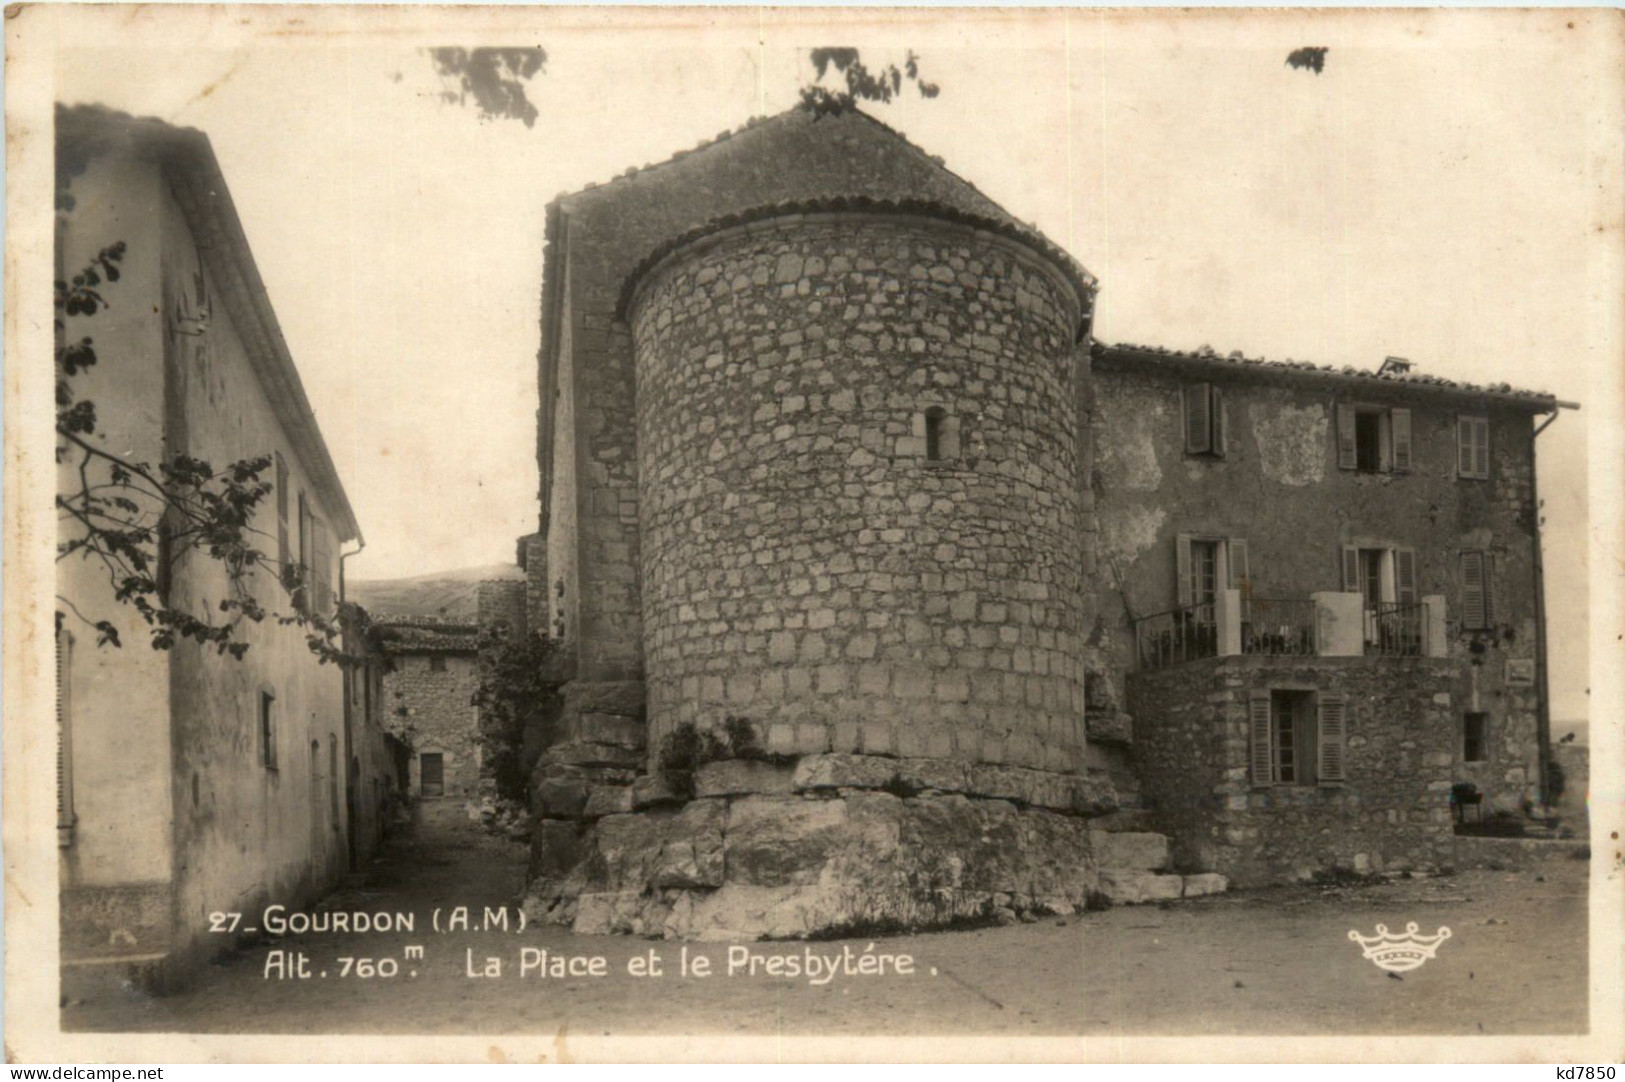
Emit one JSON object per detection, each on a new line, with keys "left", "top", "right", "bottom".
{"left": 1505, "top": 658, "right": 1536, "bottom": 687}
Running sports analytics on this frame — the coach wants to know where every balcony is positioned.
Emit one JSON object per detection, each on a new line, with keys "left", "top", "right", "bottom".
{"left": 1134, "top": 590, "right": 1446, "bottom": 670}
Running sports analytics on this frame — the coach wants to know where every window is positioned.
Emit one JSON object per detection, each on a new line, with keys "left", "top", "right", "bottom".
{"left": 917, "top": 407, "right": 959, "bottom": 463}
{"left": 57, "top": 629, "right": 76, "bottom": 847}
{"left": 1461, "top": 550, "right": 1496, "bottom": 630}
{"left": 1174, "top": 534, "right": 1249, "bottom": 614}
{"left": 294, "top": 490, "right": 314, "bottom": 608}
{"left": 1336, "top": 404, "right": 1412, "bottom": 474}
{"left": 1463, "top": 712, "right": 1488, "bottom": 762}
{"left": 1457, "top": 415, "right": 1490, "bottom": 479}
{"left": 311, "top": 516, "right": 331, "bottom": 615}
{"left": 260, "top": 690, "right": 278, "bottom": 770}
{"left": 1250, "top": 689, "right": 1346, "bottom": 786}
{"left": 924, "top": 408, "right": 946, "bottom": 461}
{"left": 429, "top": 655, "right": 447, "bottom": 673}
{"left": 1182, "top": 383, "right": 1225, "bottom": 457}
{"left": 420, "top": 753, "right": 445, "bottom": 798}
{"left": 1341, "top": 545, "right": 1421, "bottom": 653}
{"left": 275, "top": 453, "right": 290, "bottom": 587}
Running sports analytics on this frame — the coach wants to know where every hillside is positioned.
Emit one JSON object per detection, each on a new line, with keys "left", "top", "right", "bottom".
{"left": 348, "top": 563, "right": 523, "bottom": 620}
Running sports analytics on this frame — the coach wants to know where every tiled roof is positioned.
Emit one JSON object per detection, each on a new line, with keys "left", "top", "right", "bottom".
{"left": 562, "top": 104, "right": 1023, "bottom": 235}
{"left": 1096, "top": 341, "right": 1559, "bottom": 410}
{"left": 370, "top": 614, "right": 481, "bottom": 655}
{"left": 616, "top": 195, "right": 1098, "bottom": 322}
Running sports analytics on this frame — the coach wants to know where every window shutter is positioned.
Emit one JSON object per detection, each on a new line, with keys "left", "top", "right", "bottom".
{"left": 1249, "top": 691, "right": 1274, "bottom": 787}
{"left": 56, "top": 630, "right": 75, "bottom": 841}
{"left": 1175, "top": 534, "right": 1194, "bottom": 607}
{"left": 1341, "top": 545, "right": 1361, "bottom": 593}
{"left": 275, "top": 453, "right": 290, "bottom": 581}
{"left": 1336, "top": 403, "right": 1357, "bottom": 470}
{"left": 1227, "top": 537, "right": 1250, "bottom": 620}
{"left": 1210, "top": 386, "right": 1226, "bottom": 458}
{"left": 1317, "top": 693, "right": 1347, "bottom": 784}
{"left": 313, "top": 518, "right": 331, "bottom": 615}
{"left": 1184, "top": 384, "right": 1212, "bottom": 454}
{"left": 1458, "top": 416, "right": 1491, "bottom": 479}
{"left": 1482, "top": 553, "right": 1496, "bottom": 626}
{"left": 1391, "top": 408, "right": 1412, "bottom": 472}
{"left": 1462, "top": 551, "right": 1486, "bottom": 629}
{"left": 1394, "top": 548, "right": 1418, "bottom": 607}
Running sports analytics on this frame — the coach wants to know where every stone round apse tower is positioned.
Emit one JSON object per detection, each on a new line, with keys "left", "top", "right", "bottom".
{"left": 523, "top": 110, "right": 1114, "bottom": 939}
{"left": 628, "top": 207, "right": 1094, "bottom": 776}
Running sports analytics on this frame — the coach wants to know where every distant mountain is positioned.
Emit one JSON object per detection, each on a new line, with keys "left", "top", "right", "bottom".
{"left": 349, "top": 563, "right": 524, "bottom": 620}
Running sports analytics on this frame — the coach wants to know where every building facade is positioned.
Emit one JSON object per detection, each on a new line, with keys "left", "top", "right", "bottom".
{"left": 1089, "top": 345, "right": 1554, "bottom": 884}
{"left": 55, "top": 106, "right": 376, "bottom": 989}
{"left": 373, "top": 616, "right": 484, "bottom": 801}
{"left": 513, "top": 104, "right": 1563, "bottom": 934}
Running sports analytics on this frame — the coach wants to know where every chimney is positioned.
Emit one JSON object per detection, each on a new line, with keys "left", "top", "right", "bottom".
{"left": 1378, "top": 356, "right": 1414, "bottom": 376}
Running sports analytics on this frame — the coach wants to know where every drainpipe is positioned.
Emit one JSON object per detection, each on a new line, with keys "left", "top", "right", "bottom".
{"left": 1531, "top": 401, "right": 1579, "bottom": 805}
{"left": 337, "top": 535, "right": 366, "bottom": 869}
{"left": 341, "top": 532, "right": 370, "bottom": 607}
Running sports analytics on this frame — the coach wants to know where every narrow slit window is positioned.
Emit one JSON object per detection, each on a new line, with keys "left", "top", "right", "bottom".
{"left": 924, "top": 407, "right": 947, "bottom": 462}
{"left": 260, "top": 690, "right": 278, "bottom": 770}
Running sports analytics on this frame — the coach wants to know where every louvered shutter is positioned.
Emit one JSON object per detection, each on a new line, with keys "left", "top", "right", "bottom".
{"left": 1482, "top": 553, "right": 1495, "bottom": 625}
{"left": 1184, "top": 384, "right": 1212, "bottom": 454}
{"left": 1391, "top": 408, "right": 1412, "bottom": 472}
{"left": 1458, "top": 416, "right": 1492, "bottom": 479}
{"left": 1317, "top": 693, "right": 1347, "bottom": 784}
{"left": 1394, "top": 548, "right": 1418, "bottom": 607}
{"left": 275, "top": 453, "right": 290, "bottom": 582}
{"left": 1211, "top": 386, "right": 1226, "bottom": 457}
{"left": 1228, "top": 537, "right": 1250, "bottom": 621}
{"left": 1462, "top": 551, "right": 1487, "bottom": 629}
{"left": 56, "top": 630, "right": 75, "bottom": 841}
{"left": 1249, "top": 691, "right": 1274, "bottom": 786}
{"left": 1176, "top": 534, "right": 1194, "bottom": 607}
{"left": 1336, "top": 403, "right": 1358, "bottom": 470}
{"left": 313, "top": 518, "right": 331, "bottom": 615}
{"left": 1341, "top": 545, "right": 1361, "bottom": 593}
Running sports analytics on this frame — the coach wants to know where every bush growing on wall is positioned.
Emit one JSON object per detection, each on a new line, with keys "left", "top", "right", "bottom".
{"left": 472, "top": 625, "right": 562, "bottom": 800}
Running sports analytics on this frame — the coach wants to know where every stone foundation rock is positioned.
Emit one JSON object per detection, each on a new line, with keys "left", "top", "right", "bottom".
{"left": 523, "top": 788, "right": 1105, "bottom": 939}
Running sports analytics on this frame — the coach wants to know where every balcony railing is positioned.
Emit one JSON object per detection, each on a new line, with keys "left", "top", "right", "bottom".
{"left": 1368, "top": 601, "right": 1425, "bottom": 658}
{"left": 1135, "top": 604, "right": 1218, "bottom": 670}
{"left": 1132, "top": 590, "right": 1446, "bottom": 669}
{"left": 1242, "top": 598, "right": 1317, "bottom": 657}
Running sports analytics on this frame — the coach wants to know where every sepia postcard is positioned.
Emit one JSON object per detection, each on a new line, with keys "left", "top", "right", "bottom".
{"left": 5, "top": 3, "right": 1623, "bottom": 1065}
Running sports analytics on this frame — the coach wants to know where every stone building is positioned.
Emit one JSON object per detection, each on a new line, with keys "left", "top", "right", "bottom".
{"left": 54, "top": 106, "right": 387, "bottom": 989}
{"left": 510, "top": 103, "right": 1566, "bottom": 935}
{"left": 372, "top": 615, "right": 484, "bottom": 800}
{"left": 1092, "top": 345, "right": 1560, "bottom": 885}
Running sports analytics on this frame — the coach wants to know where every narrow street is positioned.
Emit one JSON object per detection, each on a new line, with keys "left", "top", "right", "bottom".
{"left": 64, "top": 806, "right": 1590, "bottom": 1038}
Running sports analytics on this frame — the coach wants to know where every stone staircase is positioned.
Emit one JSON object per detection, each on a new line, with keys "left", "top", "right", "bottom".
{"left": 1086, "top": 715, "right": 1228, "bottom": 905}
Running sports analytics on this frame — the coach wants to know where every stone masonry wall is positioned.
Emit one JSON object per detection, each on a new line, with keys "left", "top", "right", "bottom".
{"left": 476, "top": 579, "right": 526, "bottom": 634}
{"left": 1128, "top": 655, "right": 1462, "bottom": 887}
{"left": 1093, "top": 354, "right": 1544, "bottom": 811}
{"left": 380, "top": 653, "right": 482, "bottom": 799}
{"left": 540, "top": 107, "right": 1059, "bottom": 685}
{"left": 629, "top": 212, "right": 1089, "bottom": 777}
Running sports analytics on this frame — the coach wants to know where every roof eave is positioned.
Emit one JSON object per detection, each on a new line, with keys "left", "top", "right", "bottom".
{"left": 1095, "top": 342, "right": 1559, "bottom": 412}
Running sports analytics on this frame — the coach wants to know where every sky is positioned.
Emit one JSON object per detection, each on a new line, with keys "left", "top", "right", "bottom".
{"left": 52, "top": 7, "right": 1613, "bottom": 721}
